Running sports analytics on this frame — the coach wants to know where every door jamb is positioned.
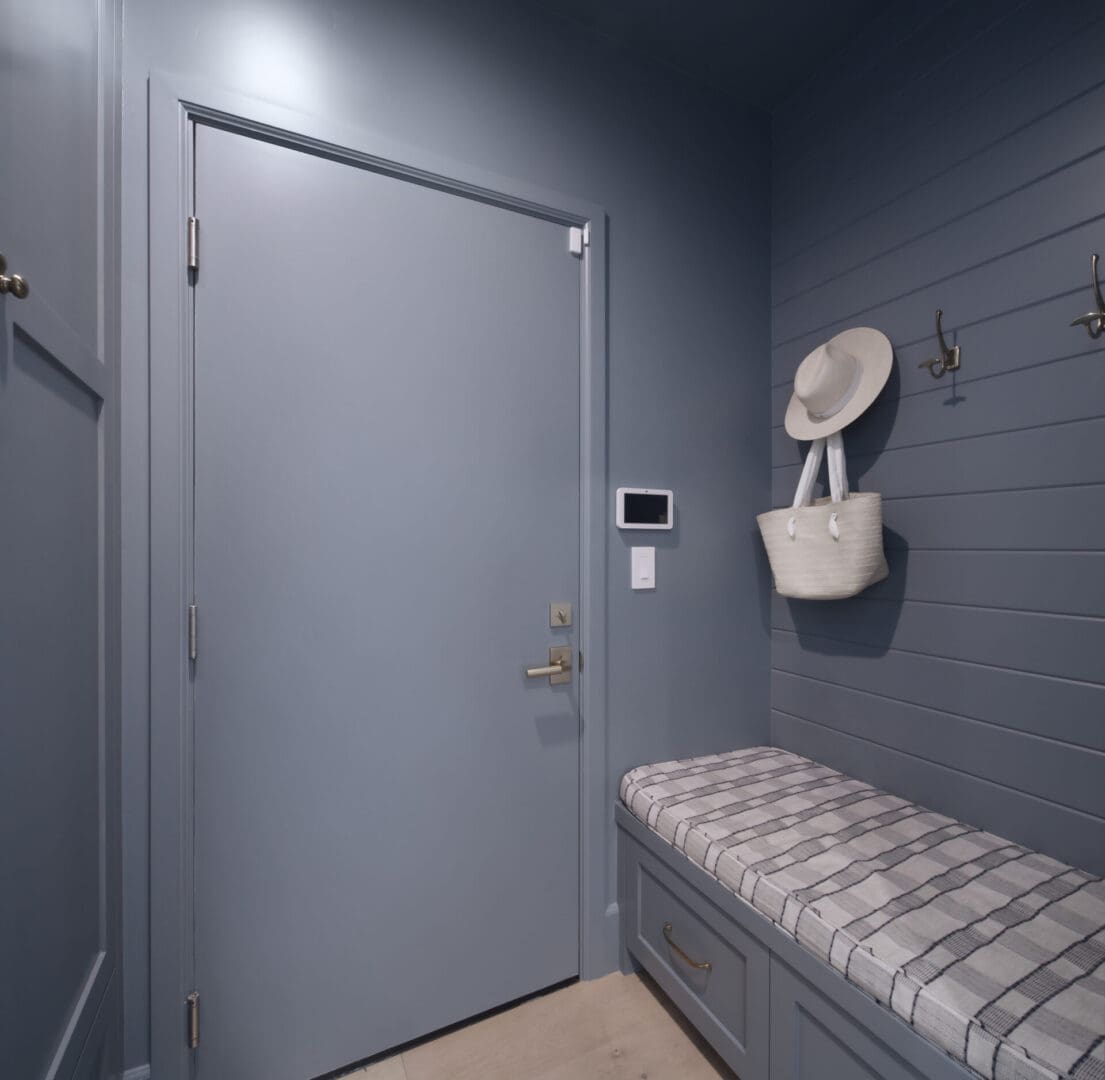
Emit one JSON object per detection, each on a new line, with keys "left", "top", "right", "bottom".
{"left": 147, "top": 73, "right": 610, "bottom": 1080}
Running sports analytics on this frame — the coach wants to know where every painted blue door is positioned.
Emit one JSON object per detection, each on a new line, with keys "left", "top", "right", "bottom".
{"left": 0, "top": 3, "right": 121, "bottom": 1079}
{"left": 190, "top": 123, "right": 581, "bottom": 1080}
{"left": 0, "top": 0, "right": 121, "bottom": 1074}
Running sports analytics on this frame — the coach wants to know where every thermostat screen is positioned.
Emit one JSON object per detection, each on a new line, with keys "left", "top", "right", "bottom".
{"left": 623, "top": 492, "right": 669, "bottom": 526}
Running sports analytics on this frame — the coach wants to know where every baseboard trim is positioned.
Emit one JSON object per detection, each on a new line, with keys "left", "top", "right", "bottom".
{"left": 583, "top": 901, "right": 620, "bottom": 979}
{"left": 123, "top": 1065, "right": 151, "bottom": 1080}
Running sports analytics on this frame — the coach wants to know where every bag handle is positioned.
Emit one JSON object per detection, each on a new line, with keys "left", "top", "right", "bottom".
{"left": 826, "top": 430, "right": 849, "bottom": 503}
{"left": 792, "top": 438, "right": 823, "bottom": 508}
{"left": 792, "top": 431, "right": 849, "bottom": 508}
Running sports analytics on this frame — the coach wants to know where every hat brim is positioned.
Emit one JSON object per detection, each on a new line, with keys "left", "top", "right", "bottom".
{"left": 784, "top": 326, "right": 893, "bottom": 440}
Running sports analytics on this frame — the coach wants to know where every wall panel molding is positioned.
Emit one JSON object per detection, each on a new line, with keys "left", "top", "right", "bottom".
{"left": 769, "top": 0, "right": 1105, "bottom": 877}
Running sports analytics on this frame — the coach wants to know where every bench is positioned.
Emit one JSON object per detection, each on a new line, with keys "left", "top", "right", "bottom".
{"left": 617, "top": 746, "right": 1105, "bottom": 1080}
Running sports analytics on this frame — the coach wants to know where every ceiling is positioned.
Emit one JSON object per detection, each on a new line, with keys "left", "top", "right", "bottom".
{"left": 529, "top": 0, "right": 893, "bottom": 109}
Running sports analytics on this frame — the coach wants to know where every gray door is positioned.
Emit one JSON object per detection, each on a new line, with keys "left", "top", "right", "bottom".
{"left": 0, "top": 3, "right": 121, "bottom": 1079}
{"left": 191, "top": 123, "right": 581, "bottom": 1080}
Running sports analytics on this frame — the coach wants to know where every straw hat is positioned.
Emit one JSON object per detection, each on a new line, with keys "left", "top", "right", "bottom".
{"left": 784, "top": 327, "right": 892, "bottom": 440}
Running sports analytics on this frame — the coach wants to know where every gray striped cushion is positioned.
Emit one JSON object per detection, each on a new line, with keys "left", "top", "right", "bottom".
{"left": 621, "top": 746, "right": 1105, "bottom": 1080}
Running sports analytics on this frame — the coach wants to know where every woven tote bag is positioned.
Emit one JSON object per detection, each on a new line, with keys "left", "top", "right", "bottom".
{"left": 757, "top": 431, "right": 888, "bottom": 600}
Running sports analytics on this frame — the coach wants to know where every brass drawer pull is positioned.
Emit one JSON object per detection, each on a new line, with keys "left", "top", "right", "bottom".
{"left": 662, "top": 922, "right": 712, "bottom": 972}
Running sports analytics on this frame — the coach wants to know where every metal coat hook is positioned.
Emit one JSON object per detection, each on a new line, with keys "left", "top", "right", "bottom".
{"left": 919, "top": 309, "right": 960, "bottom": 378}
{"left": 1070, "top": 253, "right": 1104, "bottom": 340}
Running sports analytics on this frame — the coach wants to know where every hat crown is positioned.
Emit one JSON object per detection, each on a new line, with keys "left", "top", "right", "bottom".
{"left": 794, "top": 341, "right": 860, "bottom": 420}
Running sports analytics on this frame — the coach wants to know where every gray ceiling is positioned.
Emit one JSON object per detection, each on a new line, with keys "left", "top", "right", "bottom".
{"left": 530, "top": 0, "right": 893, "bottom": 109}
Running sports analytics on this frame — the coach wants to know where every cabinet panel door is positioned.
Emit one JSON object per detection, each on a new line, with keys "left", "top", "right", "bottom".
{"left": 621, "top": 829, "right": 769, "bottom": 1080}
{"left": 770, "top": 958, "right": 929, "bottom": 1080}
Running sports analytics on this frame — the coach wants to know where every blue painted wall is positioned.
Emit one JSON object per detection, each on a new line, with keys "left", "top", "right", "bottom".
{"left": 120, "top": 0, "right": 772, "bottom": 1070}
{"left": 769, "top": 0, "right": 1105, "bottom": 875}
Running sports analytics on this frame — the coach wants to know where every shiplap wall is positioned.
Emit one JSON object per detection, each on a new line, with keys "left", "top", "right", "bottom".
{"left": 769, "top": 0, "right": 1105, "bottom": 876}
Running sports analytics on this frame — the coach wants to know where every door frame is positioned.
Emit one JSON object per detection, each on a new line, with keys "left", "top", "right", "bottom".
{"left": 147, "top": 74, "right": 609, "bottom": 1080}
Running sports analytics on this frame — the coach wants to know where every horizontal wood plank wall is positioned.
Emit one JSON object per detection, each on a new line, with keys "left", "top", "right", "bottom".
{"left": 768, "top": 0, "right": 1105, "bottom": 876}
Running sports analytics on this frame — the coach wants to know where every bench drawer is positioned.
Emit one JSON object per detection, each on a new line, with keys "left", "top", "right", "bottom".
{"left": 621, "top": 830, "right": 769, "bottom": 1080}
{"left": 770, "top": 958, "right": 930, "bottom": 1080}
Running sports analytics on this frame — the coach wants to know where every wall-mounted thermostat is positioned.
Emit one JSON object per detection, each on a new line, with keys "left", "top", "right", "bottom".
{"left": 616, "top": 487, "right": 673, "bottom": 530}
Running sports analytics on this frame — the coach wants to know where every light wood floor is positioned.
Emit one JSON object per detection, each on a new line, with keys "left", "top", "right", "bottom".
{"left": 341, "top": 972, "right": 737, "bottom": 1080}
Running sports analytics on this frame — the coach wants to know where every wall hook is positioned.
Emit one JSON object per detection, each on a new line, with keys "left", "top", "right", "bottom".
{"left": 919, "top": 309, "right": 960, "bottom": 378}
{"left": 1070, "top": 253, "right": 1104, "bottom": 340}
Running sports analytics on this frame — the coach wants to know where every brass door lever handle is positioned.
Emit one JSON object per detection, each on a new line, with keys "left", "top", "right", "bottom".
{"left": 0, "top": 254, "right": 29, "bottom": 300}
{"left": 525, "top": 661, "right": 570, "bottom": 677}
{"left": 525, "top": 646, "right": 572, "bottom": 685}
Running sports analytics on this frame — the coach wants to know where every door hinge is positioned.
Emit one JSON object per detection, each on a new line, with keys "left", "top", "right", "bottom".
{"left": 568, "top": 224, "right": 590, "bottom": 257}
{"left": 188, "top": 604, "right": 197, "bottom": 662}
{"left": 186, "top": 991, "right": 200, "bottom": 1049}
{"left": 187, "top": 216, "right": 200, "bottom": 272}
{"left": 579, "top": 650, "right": 584, "bottom": 672}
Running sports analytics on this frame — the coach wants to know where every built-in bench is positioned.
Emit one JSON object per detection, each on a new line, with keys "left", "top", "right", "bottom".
{"left": 617, "top": 746, "right": 1105, "bottom": 1080}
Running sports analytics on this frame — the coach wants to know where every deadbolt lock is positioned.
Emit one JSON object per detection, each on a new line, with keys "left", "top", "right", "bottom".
{"left": 550, "top": 602, "right": 572, "bottom": 628}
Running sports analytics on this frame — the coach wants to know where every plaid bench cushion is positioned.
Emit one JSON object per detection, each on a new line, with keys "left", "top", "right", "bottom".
{"left": 621, "top": 746, "right": 1105, "bottom": 1080}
